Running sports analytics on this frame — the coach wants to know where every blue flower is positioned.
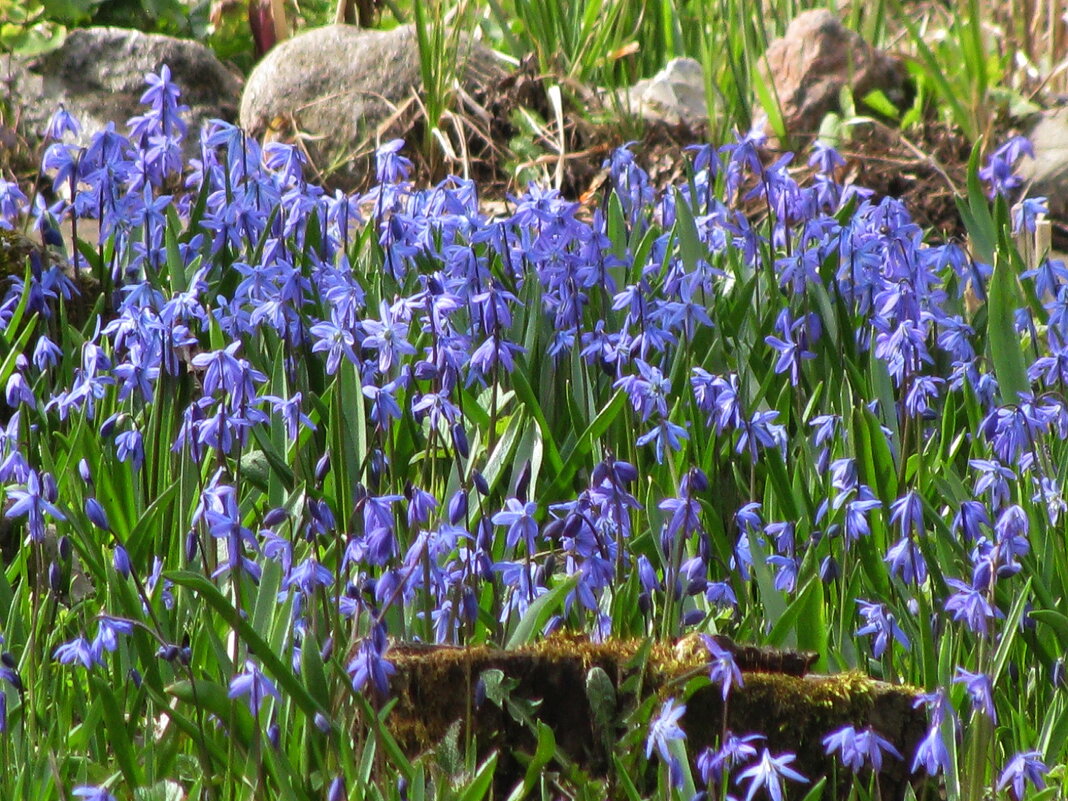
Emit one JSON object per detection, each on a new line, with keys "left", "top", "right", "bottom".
{"left": 944, "top": 578, "right": 1001, "bottom": 635}
{"left": 362, "top": 300, "right": 416, "bottom": 375}
{"left": 45, "top": 104, "right": 81, "bottom": 141}
{"left": 823, "top": 725, "right": 902, "bottom": 773}
{"left": 646, "top": 698, "right": 687, "bottom": 788}
{"left": 54, "top": 636, "right": 102, "bottom": 670}
{"left": 697, "top": 731, "right": 763, "bottom": 784}
{"left": 6, "top": 470, "right": 66, "bottom": 543}
{"left": 855, "top": 600, "right": 909, "bottom": 658}
{"left": 347, "top": 625, "right": 395, "bottom": 696}
{"left": 375, "top": 139, "right": 412, "bottom": 183}
{"left": 72, "top": 787, "right": 118, "bottom": 801}
{"left": 997, "top": 751, "right": 1048, "bottom": 800}
{"left": 702, "top": 636, "right": 744, "bottom": 701}
{"left": 228, "top": 659, "right": 280, "bottom": 716}
{"left": 283, "top": 558, "right": 334, "bottom": 596}
{"left": 492, "top": 498, "right": 540, "bottom": 554}
{"left": 953, "top": 667, "right": 996, "bottom": 722}
{"left": 735, "top": 749, "right": 808, "bottom": 801}
{"left": 910, "top": 723, "right": 951, "bottom": 776}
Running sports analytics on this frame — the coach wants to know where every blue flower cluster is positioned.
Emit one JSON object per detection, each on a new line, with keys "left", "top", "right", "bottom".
{"left": 0, "top": 67, "right": 1059, "bottom": 795}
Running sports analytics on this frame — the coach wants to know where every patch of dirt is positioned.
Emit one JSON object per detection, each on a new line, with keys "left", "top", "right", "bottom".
{"left": 837, "top": 120, "right": 975, "bottom": 238}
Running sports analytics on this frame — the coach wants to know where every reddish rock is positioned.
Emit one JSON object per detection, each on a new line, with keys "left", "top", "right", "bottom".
{"left": 761, "top": 9, "right": 908, "bottom": 138}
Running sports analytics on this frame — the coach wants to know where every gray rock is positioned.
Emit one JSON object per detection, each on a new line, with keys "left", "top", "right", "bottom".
{"left": 760, "top": 9, "right": 907, "bottom": 139}
{"left": 1021, "top": 107, "right": 1068, "bottom": 220}
{"left": 618, "top": 57, "right": 708, "bottom": 128}
{"left": 239, "top": 24, "right": 507, "bottom": 189}
{"left": 2, "top": 27, "right": 242, "bottom": 153}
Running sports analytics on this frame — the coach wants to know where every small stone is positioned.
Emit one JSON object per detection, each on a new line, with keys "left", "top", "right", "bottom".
{"left": 621, "top": 57, "right": 708, "bottom": 128}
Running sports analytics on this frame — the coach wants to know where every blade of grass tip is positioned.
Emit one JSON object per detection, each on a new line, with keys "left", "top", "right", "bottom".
{"left": 611, "top": 754, "right": 643, "bottom": 801}
{"left": 794, "top": 577, "right": 828, "bottom": 671}
{"left": 481, "top": 411, "right": 525, "bottom": 497}
{"left": 164, "top": 207, "right": 187, "bottom": 294}
{"left": 750, "top": 61, "right": 786, "bottom": 144}
{"left": 799, "top": 777, "right": 828, "bottom": 801}
{"left": 509, "top": 722, "right": 557, "bottom": 801}
{"left": 959, "top": 139, "right": 997, "bottom": 266}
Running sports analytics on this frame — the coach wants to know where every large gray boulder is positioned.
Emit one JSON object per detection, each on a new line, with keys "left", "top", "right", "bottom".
{"left": 3, "top": 27, "right": 242, "bottom": 151}
{"left": 239, "top": 24, "right": 507, "bottom": 189}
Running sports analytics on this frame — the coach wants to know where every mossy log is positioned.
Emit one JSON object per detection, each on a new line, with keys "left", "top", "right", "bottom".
{"left": 378, "top": 636, "right": 926, "bottom": 799}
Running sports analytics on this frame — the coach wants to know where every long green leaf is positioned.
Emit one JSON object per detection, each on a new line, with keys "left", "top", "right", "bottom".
{"left": 987, "top": 251, "right": 1030, "bottom": 405}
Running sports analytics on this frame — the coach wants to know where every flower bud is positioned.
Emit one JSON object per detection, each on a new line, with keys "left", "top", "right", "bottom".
{"left": 42, "top": 472, "right": 58, "bottom": 504}
{"left": 185, "top": 530, "right": 199, "bottom": 563}
{"left": 262, "top": 507, "right": 287, "bottom": 528}
{"left": 85, "top": 498, "right": 110, "bottom": 532}
{"left": 514, "top": 460, "right": 531, "bottom": 503}
{"left": 314, "top": 453, "right": 331, "bottom": 484}
{"left": 113, "top": 545, "right": 131, "bottom": 578}
{"left": 451, "top": 424, "right": 469, "bottom": 459}
{"left": 819, "top": 555, "right": 839, "bottom": 584}
{"left": 448, "top": 490, "right": 467, "bottom": 525}
{"left": 48, "top": 562, "right": 63, "bottom": 594}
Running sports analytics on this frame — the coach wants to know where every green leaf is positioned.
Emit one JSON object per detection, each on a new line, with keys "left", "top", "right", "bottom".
{"left": 353, "top": 693, "right": 414, "bottom": 782}
{"left": 456, "top": 752, "right": 498, "bottom": 801}
{"left": 166, "top": 570, "right": 327, "bottom": 723}
{"left": 539, "top": 390, "right": 626, "bottom": 503}
{"left": 510, "top": 363, "right": 565, "bottom": 476}
{"left": 165, "top": 678, "right": 255, "bottom": 751}
{"left": 799, "top": 777, "right": 828, "bottom": 801}
{"left": 91, "top": 673, "right": 144, "bottom": 788}
{"left": 509, "top": 722, "right": 557, "bottom": 801}
{"left": 990, "top": 577, "right": 1031, "bottom": 685}
{"left": 987, "top": 251, "right": 1031, "bottom": 405}
{"left": 1028, "top": 609, "right": 1068, "bottom": 650}
{"left": 505, "top": 573, "right": 580, "bottom": 649}
{"left": 611, "top": 755, "right": 643, "bottom": 801}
